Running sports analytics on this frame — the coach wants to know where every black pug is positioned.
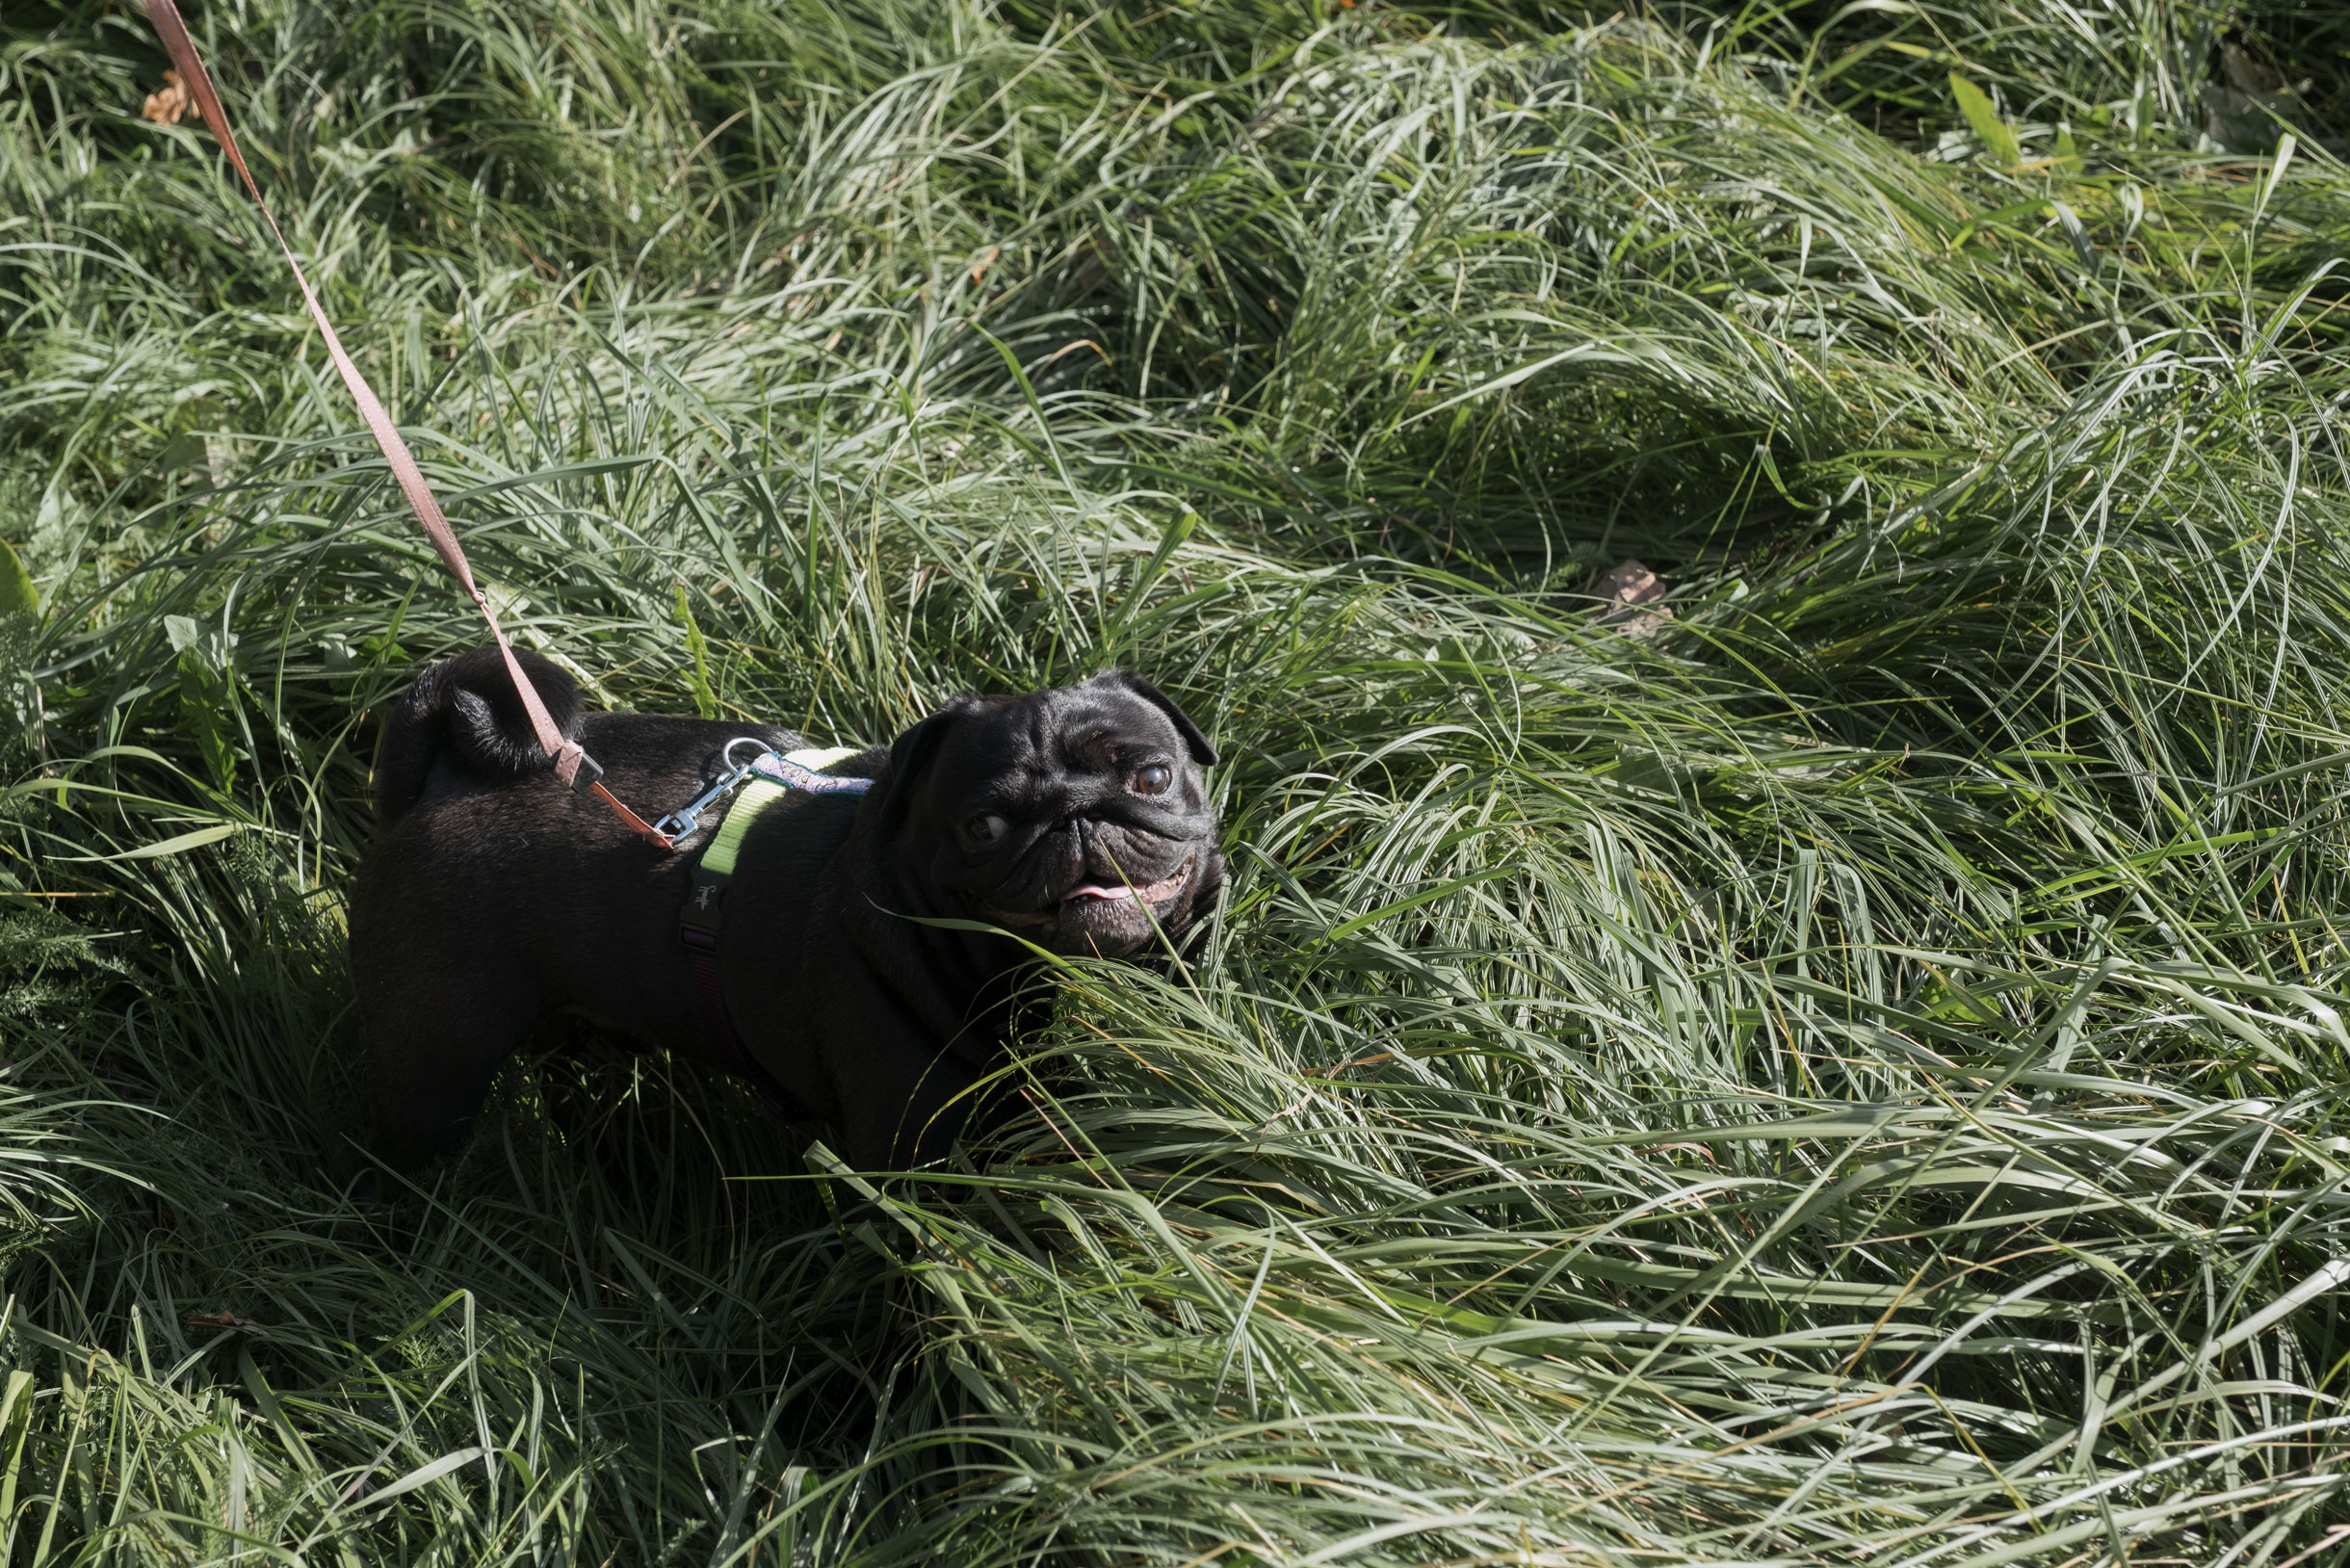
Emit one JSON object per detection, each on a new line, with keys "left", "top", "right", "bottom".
{"left": 350, "top": 648, "right": 1222, "bottom": 1171}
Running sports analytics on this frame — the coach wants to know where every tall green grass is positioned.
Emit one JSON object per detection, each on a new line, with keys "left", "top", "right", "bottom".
{"left": 3, "top": 0, "right": 2350, "bottom": 1561}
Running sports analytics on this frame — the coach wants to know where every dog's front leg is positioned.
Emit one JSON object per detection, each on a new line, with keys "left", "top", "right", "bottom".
{"left": 357, "top": 954, "right": 543, "bottom": 1171}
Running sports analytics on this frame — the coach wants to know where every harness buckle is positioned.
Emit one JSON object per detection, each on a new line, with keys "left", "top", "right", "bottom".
{"left": 680, "top": 867, "right": 731, "bottom": 937}
{"left": 566, "top": 750, "right": 605, "bottom": 794}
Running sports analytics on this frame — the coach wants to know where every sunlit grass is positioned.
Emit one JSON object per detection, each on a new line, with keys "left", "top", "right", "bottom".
{"left": 2, "top": 0, "right": 2349, "bottom": 1562}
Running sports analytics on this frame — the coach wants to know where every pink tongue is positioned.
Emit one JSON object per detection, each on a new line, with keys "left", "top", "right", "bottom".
{"left": 1063, "top": 861, "right": 1188, "bottom": 904}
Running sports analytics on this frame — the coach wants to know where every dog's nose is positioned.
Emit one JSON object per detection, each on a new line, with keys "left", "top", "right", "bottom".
{"left": 1025, "top": 820, "right": 1086, "bottom": 892}
{"left": 1076, "top": 820, "right": 1132, "bottom": 881}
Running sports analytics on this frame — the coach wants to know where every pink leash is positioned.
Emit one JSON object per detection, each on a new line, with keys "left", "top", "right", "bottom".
{"left": 141, "top": 0, "right": 672, "bottom": 849}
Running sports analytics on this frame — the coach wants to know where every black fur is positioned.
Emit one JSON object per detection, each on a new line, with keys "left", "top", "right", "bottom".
{"left": 373, "top": 646, "right": 585, "bottom": 823}
{"left": 350, "top": 650, "right": 1224, "bottom": 1172}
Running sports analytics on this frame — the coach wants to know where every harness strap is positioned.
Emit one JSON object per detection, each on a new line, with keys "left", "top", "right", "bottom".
{"left": 749, "top": 749, "right": 870, "bottom": 794}
{"left": 140, "top": 0, "right": 670, "bottom": 849}
{"left": 704, "top": 777, "right": 790, "bottom": 877}
{"left": 681, "top": 931, "right": 807, "bottom": 1121}
{"left": 676, "top": 753, "right": 875, "bottom": 1120}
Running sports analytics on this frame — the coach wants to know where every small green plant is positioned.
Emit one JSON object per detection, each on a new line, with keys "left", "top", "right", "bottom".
{"left": 674, "top": 582, "right": 718, "bottom": 719}
{"left": 1949, "top": 72, "right": 2024, "bottom": 167}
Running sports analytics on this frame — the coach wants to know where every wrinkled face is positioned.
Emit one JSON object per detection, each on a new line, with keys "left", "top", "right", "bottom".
{"left": 891, "top": 673, "right": 1224, "bottom": 957}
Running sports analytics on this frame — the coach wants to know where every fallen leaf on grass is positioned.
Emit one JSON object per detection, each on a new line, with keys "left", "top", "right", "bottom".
{"left": 185, "top": 1309, "right": 252, "bottom": 1332}
{"left": 1585, "top": 559, "right": 1674, "bottom": 637}
{"left": 143, "top": 71, "right": 192, "bottom": 127}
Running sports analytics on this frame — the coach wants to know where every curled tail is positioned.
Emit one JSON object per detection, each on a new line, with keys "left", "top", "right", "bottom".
{"left": 372, "top": 647, "right": 584, "bottom": 823}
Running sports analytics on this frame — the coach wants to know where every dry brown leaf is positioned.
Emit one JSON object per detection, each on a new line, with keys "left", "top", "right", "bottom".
{"left": 184, "top": 1309, "right": 253, "bottom": 1332}
{"left": 143, "top": 70, "right": 192, "bottom": 127}
{"left": 1586, "top": 559, "right": 1674, "bottom": 637}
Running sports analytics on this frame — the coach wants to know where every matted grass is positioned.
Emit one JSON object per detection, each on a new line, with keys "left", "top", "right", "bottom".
{"left": 3, "top": 0, "right": 2350, "bottom": 1562}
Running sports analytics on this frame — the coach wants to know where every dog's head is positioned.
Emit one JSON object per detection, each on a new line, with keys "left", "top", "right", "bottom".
{"left": 879, "top": 672, "right": 1224, "bottom": 956}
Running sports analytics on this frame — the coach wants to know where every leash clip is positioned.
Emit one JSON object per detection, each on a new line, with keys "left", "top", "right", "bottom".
{"left": 650, "top": 738, "right": 775, "bottom": 845}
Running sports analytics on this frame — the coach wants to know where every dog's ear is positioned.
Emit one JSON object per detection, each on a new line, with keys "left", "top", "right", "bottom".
{"left": 1088, "top": 670, "right": 1217, "bottom": 767}
{"left": 879, "top": 694, "right": 979, "bottom": 829}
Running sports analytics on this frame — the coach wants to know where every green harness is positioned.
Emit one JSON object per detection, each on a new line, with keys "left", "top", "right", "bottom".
{"left": 674, "top": 744, "right": 867, "bottom": 1120}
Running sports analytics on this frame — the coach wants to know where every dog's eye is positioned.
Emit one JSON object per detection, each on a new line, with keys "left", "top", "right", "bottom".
{"left": 1133, "top": 764, "right": 1172, "bottom": 796}
{"left": 969, "top": 813, "right": 1009, "bottom": 844}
